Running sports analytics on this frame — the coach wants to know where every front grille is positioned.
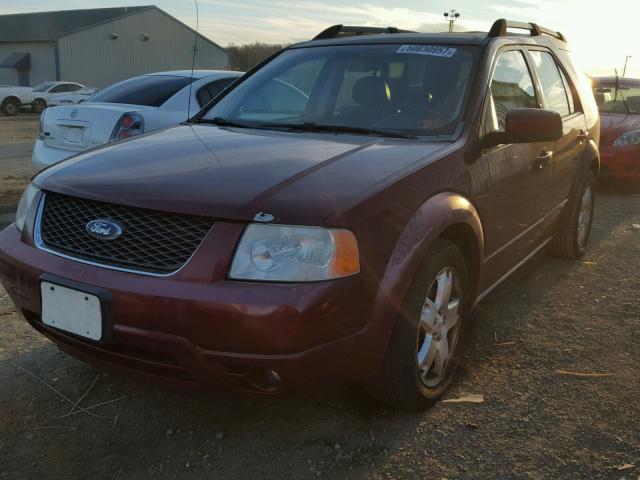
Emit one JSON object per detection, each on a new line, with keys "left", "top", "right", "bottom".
{"left": 38, "top": 192, "right": 214, "bottom": 274}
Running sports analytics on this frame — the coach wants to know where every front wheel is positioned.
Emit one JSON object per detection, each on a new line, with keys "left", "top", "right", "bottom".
{"left": 551, "top": 170, "right": 595, "bottom": 259}
{"left": 2, "top": 99, "right": 19, "bottom": 116}
{"left": 366, "top": 239, "right": 469, "bottom": 410}
{"left": 31, "top": 98, "right": 47, "bottom": 113}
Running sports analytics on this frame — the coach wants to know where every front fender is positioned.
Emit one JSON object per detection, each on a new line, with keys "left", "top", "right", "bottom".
{"left": 358, "top": 192, "right": 484, "bottom": 376}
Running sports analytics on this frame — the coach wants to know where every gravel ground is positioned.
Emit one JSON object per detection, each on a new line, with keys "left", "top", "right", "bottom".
{"left": 0, "top": 117, "right": 639, "bottom": 479}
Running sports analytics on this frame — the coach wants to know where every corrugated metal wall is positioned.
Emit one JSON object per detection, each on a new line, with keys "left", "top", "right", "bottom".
{"left": 58, "top": 8, "right": 230, "bottom": 87}
{"left": 0, "top": 42, "right": 57, "bottom": 86}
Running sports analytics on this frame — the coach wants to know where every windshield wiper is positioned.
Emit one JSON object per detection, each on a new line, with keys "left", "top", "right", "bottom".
{"left": 199, "top": 118, "right": 416, "bottom": 139}
{"left": 198, "top": 117, "right": 256, "bottom": 128}
{"left": 267, "top": 122, "right": 416, "bottom": 139}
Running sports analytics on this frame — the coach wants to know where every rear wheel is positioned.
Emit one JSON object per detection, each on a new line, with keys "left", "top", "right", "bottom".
{"left": 366, "top": 239, "right": 469, "bottom": 410}
{"left": 551, "top": 170, "right": 595, "bottom": 259}
{"left": 31, "top": 98, "right": 47, "bottom": 113}
{"left": 2, "top": 98, "right": 19, "bottom": 116}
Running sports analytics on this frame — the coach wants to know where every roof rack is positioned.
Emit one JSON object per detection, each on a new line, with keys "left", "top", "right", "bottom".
{"left": 313, "top": 24, "right": 415, "bottom": 40}
{"left": 488, "top": 19, "right": 566, "bottom": 42}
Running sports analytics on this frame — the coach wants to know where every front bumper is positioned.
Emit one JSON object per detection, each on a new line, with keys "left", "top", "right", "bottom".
{"left": 599, "top": 143, "right": 640, "bottom": 180}
{"left": 0, "top": 224, "right": 383, "bottom": 393}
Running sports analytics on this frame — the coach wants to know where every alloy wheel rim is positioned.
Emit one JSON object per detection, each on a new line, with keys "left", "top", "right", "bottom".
{"left": 6, "top": 103, "right": 17, "bottom": 115}
{"left": 577, "top": 184, "right": 593, "bottom": 247}
{"left": 416, "top": 267, "right": 462, "bottom": 387}
{"left": 34, "top": 100, "right": 45, "bottom": 112}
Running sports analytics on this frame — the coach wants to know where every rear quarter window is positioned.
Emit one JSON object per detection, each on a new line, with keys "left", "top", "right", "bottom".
{"left": 89, "top": 76, "right": 193, "bottom": 107}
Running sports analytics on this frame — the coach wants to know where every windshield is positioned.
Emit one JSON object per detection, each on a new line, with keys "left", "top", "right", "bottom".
{"left": 593, "top": 83, "right": 640, "bottom": 114}
{"left": 88, "top": 75, "right": 194, "bottom": 107}
{"left": 32, "top": 82, "right": 55, "bottom": 92}
{"left": 202, "top": 44, "right": 477, "bottom": 137}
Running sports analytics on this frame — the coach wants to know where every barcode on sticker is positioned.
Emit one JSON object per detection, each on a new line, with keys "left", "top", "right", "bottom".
{"left": 396, "top": 45, "right": 457, "bottom": 58}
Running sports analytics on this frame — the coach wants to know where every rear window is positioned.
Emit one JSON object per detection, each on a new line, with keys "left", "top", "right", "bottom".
{"left": 593, "top": 83, "right": 640, "bottom": 114}
{"left": 89, "top": 75, "right": 193, "bottom": 107}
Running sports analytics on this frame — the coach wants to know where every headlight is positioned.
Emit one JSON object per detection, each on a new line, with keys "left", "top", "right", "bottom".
{"left": 613, "top": 129, "right": 640, "bottom": 147}
{"left": 15, "top": 184, "right": 40, "bottom": 232}
{"left": 229, "top": 224, "right": 359, "bottom": 282}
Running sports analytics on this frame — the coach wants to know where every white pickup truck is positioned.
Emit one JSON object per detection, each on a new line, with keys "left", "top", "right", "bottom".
{"left": 0, "top": 85, "right": 33, "bottom": 116}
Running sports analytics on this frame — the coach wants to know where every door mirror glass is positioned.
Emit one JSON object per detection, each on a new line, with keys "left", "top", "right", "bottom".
{"left": 483, "top": 108, "right": 563, "bottom": 147}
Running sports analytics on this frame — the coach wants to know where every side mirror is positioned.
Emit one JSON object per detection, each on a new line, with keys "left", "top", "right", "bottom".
{"left": 483, "top": 108, "right": 563, "bottom": 148}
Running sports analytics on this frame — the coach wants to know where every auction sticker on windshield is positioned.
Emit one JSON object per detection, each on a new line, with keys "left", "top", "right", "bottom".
{"left": 396, "top": 45, "right": 457, "bottom": 58}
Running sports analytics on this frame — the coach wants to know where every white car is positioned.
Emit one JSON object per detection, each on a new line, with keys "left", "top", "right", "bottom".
{"left": 32, "top": 70, "right": 243, "bottom": 171}
{"left": 48, "top": 87, "right": 100, "bottom": 106}
{"left": 0, "top": 85, "right": 33, "bottom": 116}
{"left": 30, "top": 81, "right": 85, "bottom": 113}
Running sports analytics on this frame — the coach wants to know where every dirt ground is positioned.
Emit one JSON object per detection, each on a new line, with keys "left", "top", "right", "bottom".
{"left": 0, "top": 116, "right": 639, "bottom": 479}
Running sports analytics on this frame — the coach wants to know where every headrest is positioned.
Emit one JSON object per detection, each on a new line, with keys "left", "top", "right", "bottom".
{"left": 352, "top": 76, "right": 390, "bottom": 106}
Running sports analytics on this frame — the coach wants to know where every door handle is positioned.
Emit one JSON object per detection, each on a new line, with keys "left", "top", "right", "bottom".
{"left": 534, "top": 151, "right": 553, "bottom": 171}
{"left": 578, "top": 129, "right": 589, "bottom": 142}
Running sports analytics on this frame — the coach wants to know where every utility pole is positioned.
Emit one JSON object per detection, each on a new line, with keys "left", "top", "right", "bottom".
{"left": 622, "top": 55, "right": 631, "bottom": 78}
{"left": 443, "top": 9, "right": 460, "bottom": 33}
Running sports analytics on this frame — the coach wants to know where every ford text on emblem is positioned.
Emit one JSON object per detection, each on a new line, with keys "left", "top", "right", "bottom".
{"left": 85, "top": 219, "right": 123, "bottom": 240}
{"left": 70, "top": 108, "right": 78, "bottom": 118}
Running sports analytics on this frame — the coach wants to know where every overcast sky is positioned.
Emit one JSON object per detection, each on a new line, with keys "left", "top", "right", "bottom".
{"left": 2, "top": 0, "right": 639, "bottom": 77}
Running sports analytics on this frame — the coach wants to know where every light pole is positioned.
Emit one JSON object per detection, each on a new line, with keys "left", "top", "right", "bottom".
{"left": 443, "top": 9, "right": 460, "bottom": 33}
{"left": 622, "top": 55, "right": 631, "bottom": 78}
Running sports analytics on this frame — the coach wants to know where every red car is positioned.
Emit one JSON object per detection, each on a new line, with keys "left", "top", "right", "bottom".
{"left": 592, "top": 77, "right": 640, "bottom": 181}
{"left": 0, "top": 20, "right": 600, "bottom": 409}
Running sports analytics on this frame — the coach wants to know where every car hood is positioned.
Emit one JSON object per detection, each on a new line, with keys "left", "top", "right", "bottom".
{"left": 599, "top": 113, "right": 640, "bottom": 143}
{"left": 34, "top": 124, "right": 447, "bottom": 224}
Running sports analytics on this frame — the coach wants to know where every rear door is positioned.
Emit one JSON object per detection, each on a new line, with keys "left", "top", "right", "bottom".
{"left": 526, "top": 48, "right": 588, "bottom": 214}
{"left": 480, "top": 48, "right": 556, "bottom": 286}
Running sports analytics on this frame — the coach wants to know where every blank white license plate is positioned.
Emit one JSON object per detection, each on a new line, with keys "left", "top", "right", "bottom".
{"left": 63, "top": 126, "right": 84, "bottom": 145}
{"left": 41, "top": 282, "right": 102, "bottom": 341}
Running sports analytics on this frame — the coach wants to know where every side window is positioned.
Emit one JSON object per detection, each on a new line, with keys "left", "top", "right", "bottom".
{"left": 529, "top": 51, "right": 570, "bottom": 117}
{"left": 487, "top": 50, "right": 538, "bottom": 132}
{"left": 49, "top": 84, "right": 67, "bottom": 93}
{"left": 558, "top": 68, "right": 576, "bottom": 113}
{"left": 68, "top": 84, "right": 83, "bottom": 92}
{"left": 196, "top": 82, "right": 223, "bottom": 108}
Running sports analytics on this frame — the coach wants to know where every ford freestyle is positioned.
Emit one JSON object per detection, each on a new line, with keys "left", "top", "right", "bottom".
{"left": 0, "top": 20, "right": 600, "bottom": 409}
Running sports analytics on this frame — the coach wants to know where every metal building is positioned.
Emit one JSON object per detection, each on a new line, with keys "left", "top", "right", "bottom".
{"left": 0, "top": 6, "right": 231, "bottom": 88}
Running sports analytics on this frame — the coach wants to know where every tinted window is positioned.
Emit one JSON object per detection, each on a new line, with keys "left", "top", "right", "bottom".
{"left": 488, "top": 50, "right": 538, "bottom": 131}
{"left": 204, "top": 45, "right": 477, "bottom": 137}
{"left": 49, "top": 84, "right": 67, "bottom": 93}
{"left": 530, "top": 51, "right": 570, "bottom": 117}
{"left": 196, "top": 78, "right": 237, "bottom": 108}
{"left": 89, "top": 75, "right": 193, "bottom": 107}
{"left": 67, "top": 84, "right": 83, "bottom": 92}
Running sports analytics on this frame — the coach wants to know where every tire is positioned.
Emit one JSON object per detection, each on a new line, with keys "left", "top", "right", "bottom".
{"left": 31, "top": 98, "right": 47, "bottom": 113}
{"left": 366, "top": 239, "right": 470, "bottom": 410}
{"left": 551, "top": 170, "right": 595, "bottom": 259}
{"left": 1, "top": 98, "right": 19, "bottom": 116}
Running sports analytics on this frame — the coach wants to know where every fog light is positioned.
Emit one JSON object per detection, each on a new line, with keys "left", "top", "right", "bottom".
{"left": 263, "top": 368, "right": 281, "bottom": 386}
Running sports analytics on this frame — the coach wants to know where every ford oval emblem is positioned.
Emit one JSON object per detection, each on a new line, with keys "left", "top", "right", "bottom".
{"left": 85, "top": 219, "right": 123, "bottom": 240}
{"left": 70, "top": 108, "right": 78, "bottom": 118}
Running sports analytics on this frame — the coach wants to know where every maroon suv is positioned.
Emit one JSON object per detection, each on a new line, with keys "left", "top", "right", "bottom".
{"left": 0, "top": 20, "right": 599, "bottom": 409}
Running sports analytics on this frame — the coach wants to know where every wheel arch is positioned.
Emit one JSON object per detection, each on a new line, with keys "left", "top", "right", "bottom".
{"left": 1, "top": 95, "right": 20, "bottom": 105}
{"left": 362, "top": 192, "right": 485, "bottom": 375}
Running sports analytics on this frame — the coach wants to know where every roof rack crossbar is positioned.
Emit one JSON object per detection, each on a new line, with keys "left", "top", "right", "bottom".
{"left": 487, "top": 19, "right": 566, "bottom": 42}
{"left": 313, "top": 24, "right": 415, "bottom": 40}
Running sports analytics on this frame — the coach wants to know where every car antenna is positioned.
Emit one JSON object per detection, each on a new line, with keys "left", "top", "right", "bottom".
{"left": 186, "top": 0, "right": 199, "bottom": 123}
